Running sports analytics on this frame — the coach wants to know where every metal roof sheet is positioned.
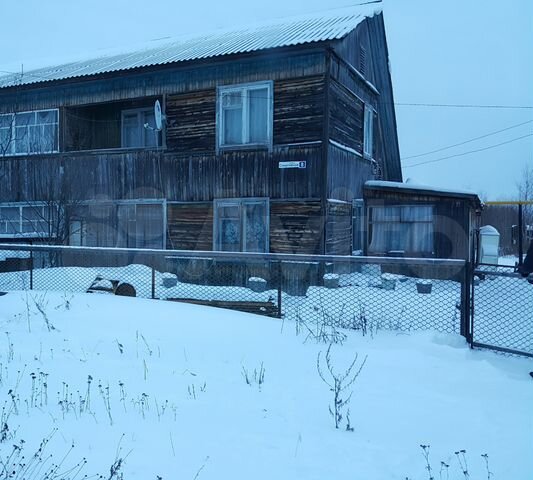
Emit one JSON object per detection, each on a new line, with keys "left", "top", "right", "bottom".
{"left": 0, "top": 6, "right": 381, "bottom": 89}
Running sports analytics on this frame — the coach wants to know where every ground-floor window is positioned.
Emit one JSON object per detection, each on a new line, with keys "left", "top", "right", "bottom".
{"left": 214, "top": 198, "right": 269, "bottom": 252}
{"left": 368, "top": 205, "right": 434, "bottom": 255}
{"left": 0, "top": 203, "right": 58, "bottom": 238}
{"left": 70, "top": 202, "right": 164, "bottom": 249}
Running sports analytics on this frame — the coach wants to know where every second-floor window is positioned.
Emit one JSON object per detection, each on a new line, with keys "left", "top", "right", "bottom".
{"left": 218, "top": 82, "right": 273, "bottom": 149}
{"left": 0, "top": 109, "right": 59, "bottom": 156}
{"left": 121, "top": 107, "right": 161, "bottom": 148}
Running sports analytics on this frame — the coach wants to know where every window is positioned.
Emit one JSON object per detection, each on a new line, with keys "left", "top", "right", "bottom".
{"left": 0, "top": 109, "right": 58, "bottom": 155}
{"left": 363, "top": 105, "right": 374, "bottom": 159}
{"left": 0, "top": 204, "right": 57, "bottom": 237}
{"left": 115, "top": 203, "right": 164, "bottom": 249}
{"left": 121, "top": 108, "right": 161, "bottom": 148}
{"left": 368, "top": 205, "right": 434, "bottom": 255}
{"left": 218, "top": 82, "right": 272, "bottom": 149}
{"left": 73, "top": 202, "right": 164, "bottom": 248}
{"left": 214, "top": 198, "right": 269, "bottom": 252}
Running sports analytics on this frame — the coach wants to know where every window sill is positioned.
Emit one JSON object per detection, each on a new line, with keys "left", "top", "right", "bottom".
{"left": 218, "top": 143, "right": 271, "bottom": 153}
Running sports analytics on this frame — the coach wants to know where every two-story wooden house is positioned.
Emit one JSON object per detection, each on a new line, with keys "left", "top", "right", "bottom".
{"left": 0, "top": 6, "right": 401, "bottom": 255}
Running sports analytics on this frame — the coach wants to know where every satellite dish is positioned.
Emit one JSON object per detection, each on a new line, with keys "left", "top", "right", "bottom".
{"left": 154, "top": 100, "right": 164, "bottom": 131}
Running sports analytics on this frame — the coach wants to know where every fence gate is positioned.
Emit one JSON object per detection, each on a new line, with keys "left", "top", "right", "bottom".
{"left": 472, "top": 265, "right": 533, "bottom": 357}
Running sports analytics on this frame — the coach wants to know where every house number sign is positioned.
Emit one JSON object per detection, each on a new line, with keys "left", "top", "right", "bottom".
{"left": 278, "top": 161, "right": 307, "bottom": 169}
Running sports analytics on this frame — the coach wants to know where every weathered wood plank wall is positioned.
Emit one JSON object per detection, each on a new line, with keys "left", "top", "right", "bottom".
{"left": 325, "top": 200, "right": 352, "bottom": 255}
{"left": 269, "top": 201, "right": 323, "bottom": 254}
{"left": 0, "top": 51, "right": 326, "bottom": 112}
{"left": 167, "top": 202, "right": 213, "bottom": 250}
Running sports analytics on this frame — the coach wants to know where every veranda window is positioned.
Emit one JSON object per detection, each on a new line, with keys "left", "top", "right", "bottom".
{"left": 218, "top": 82, "right": 272, "bottom": 149}
{"left": 214, "top": 198, "right": 269, "bottom": 252}
{"left": 0, "top": 109, "right": 59, "bottom": 155}
{"left": 121, "top": 108, "right": 161, "bottom": 148}
{"left": 368, "top": 205, "right": 434, "bottom": 255}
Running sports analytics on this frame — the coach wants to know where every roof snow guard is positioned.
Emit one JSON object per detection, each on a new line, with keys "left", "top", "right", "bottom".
{"left": 0, "top": 5, "right": 381, "bottom": 89}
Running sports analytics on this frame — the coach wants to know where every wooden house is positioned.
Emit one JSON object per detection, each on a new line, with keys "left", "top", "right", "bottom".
{"left": 0, "top": 6, "right": 401, "bottom": 256}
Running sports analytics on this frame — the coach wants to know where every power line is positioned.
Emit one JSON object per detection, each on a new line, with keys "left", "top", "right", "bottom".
{"left": 403, "top": 133, "right": 533, "bottom": 168}
{"left": 401, "top": 119, "right": 533, "bottom": 160}
{"left": 394, "top": 102, "right": 533, "bottom": 110}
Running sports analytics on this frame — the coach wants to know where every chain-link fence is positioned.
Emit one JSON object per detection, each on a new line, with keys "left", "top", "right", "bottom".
{"left": 0, "top": 244, "right": 471, "bottom": 339}
{"left": 472, "top": 265, "right": 533, "bottom": 357}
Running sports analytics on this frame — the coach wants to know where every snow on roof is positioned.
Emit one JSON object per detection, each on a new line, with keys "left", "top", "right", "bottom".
{"left": 0, "top": 5, "right": 381, "bottom": 90}
{"left": 365, "top": 180, "right": 481, "bottom": 200}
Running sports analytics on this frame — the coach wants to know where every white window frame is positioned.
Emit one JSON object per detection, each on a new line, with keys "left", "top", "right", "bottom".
{"left": 363, "top": 104, "right": 374, "bottom": 159}
{"left": 0, "top": 203, "right": 58, "bottom": 238}
{"left": 217, "top": 81, "right": 273, "bottom": 151}
{"left": 121, "top": 107, "right": 161, "bottom": 149}
{"left": 213, "top": 197, "right": 270, "bottom": 252}
{"left": 0, "top": 108, "right": 59, "bottom": 156}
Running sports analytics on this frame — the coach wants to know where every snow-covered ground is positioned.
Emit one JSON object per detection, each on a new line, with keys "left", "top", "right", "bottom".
{"left": 0, "top": 291, "right": 531, "bottom": 479}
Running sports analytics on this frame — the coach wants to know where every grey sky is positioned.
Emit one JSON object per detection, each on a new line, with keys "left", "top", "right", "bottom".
{"left": 1, "top": 0, "right": 531, "bottom": 199}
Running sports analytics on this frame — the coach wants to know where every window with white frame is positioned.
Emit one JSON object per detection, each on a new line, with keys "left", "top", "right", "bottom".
{"left": 368, "top": 205, "right": 434, "bottom": 255}
{"left": 121, "top": 107, "right": 161, "bottom": 148}
{"left": 214, "top": 198, "right": 269, "bottom": 252}
{"left": 218, "top": 82, "right": 272, "bottom": 149}
{"left": 363, "top": 105, "right": 374, "bottom": 159}
{"left": 0, "top": 109, "right": 59, "bottom": 155}
{"left": 0, "top": 204, "right": 57, "bottom": 237}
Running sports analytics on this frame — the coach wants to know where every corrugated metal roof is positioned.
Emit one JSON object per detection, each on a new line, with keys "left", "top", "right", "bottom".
{"left": 0, "top": 5, "right": 381, "bottom": 89}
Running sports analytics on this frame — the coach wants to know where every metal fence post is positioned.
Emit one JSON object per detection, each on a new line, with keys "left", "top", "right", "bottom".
{"left": 151, "top": 267, "right": 156, "bottom": 299}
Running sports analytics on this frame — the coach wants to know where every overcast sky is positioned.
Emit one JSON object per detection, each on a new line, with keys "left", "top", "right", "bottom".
{"left": 1, "top": 0, "right": 531, "bottom": 199}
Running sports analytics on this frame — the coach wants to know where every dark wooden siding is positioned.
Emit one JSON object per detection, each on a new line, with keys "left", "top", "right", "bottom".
{"left": 332, "top": 20, "right": 376, "bottom": 86}
{"left": 166, "top": 90, "right": 216, "bottom": 153}
{"left": 0, "top": 144, "right": 324, "bottom": 202}
{"left": 270, "top": 200, "right": 323, "bottom": 254}
{"left": 0, "top": 51, "right": 326, "bottom": 113}
{"left": 325, "top": 200, "right": 352, "bottom": 255}
{"left": 167, "top": 202, "right": 213, "bottom": 250}
{"left": 363, "top": 15, "right": 402, "bottom": 181}
{"left": 165, "top": 75, "right": 325, "bottom": 154}
{"left": 326, "top": 143, "right": 375, "bottom": 202}
{"left": 273, "top": 76, "right": 325, "bottom": 144}
{"left": 330, "top": 16, "right": 401, "bottom": 182}
{"left": 329, "top": 78, "right": 364, "bottom": 153}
